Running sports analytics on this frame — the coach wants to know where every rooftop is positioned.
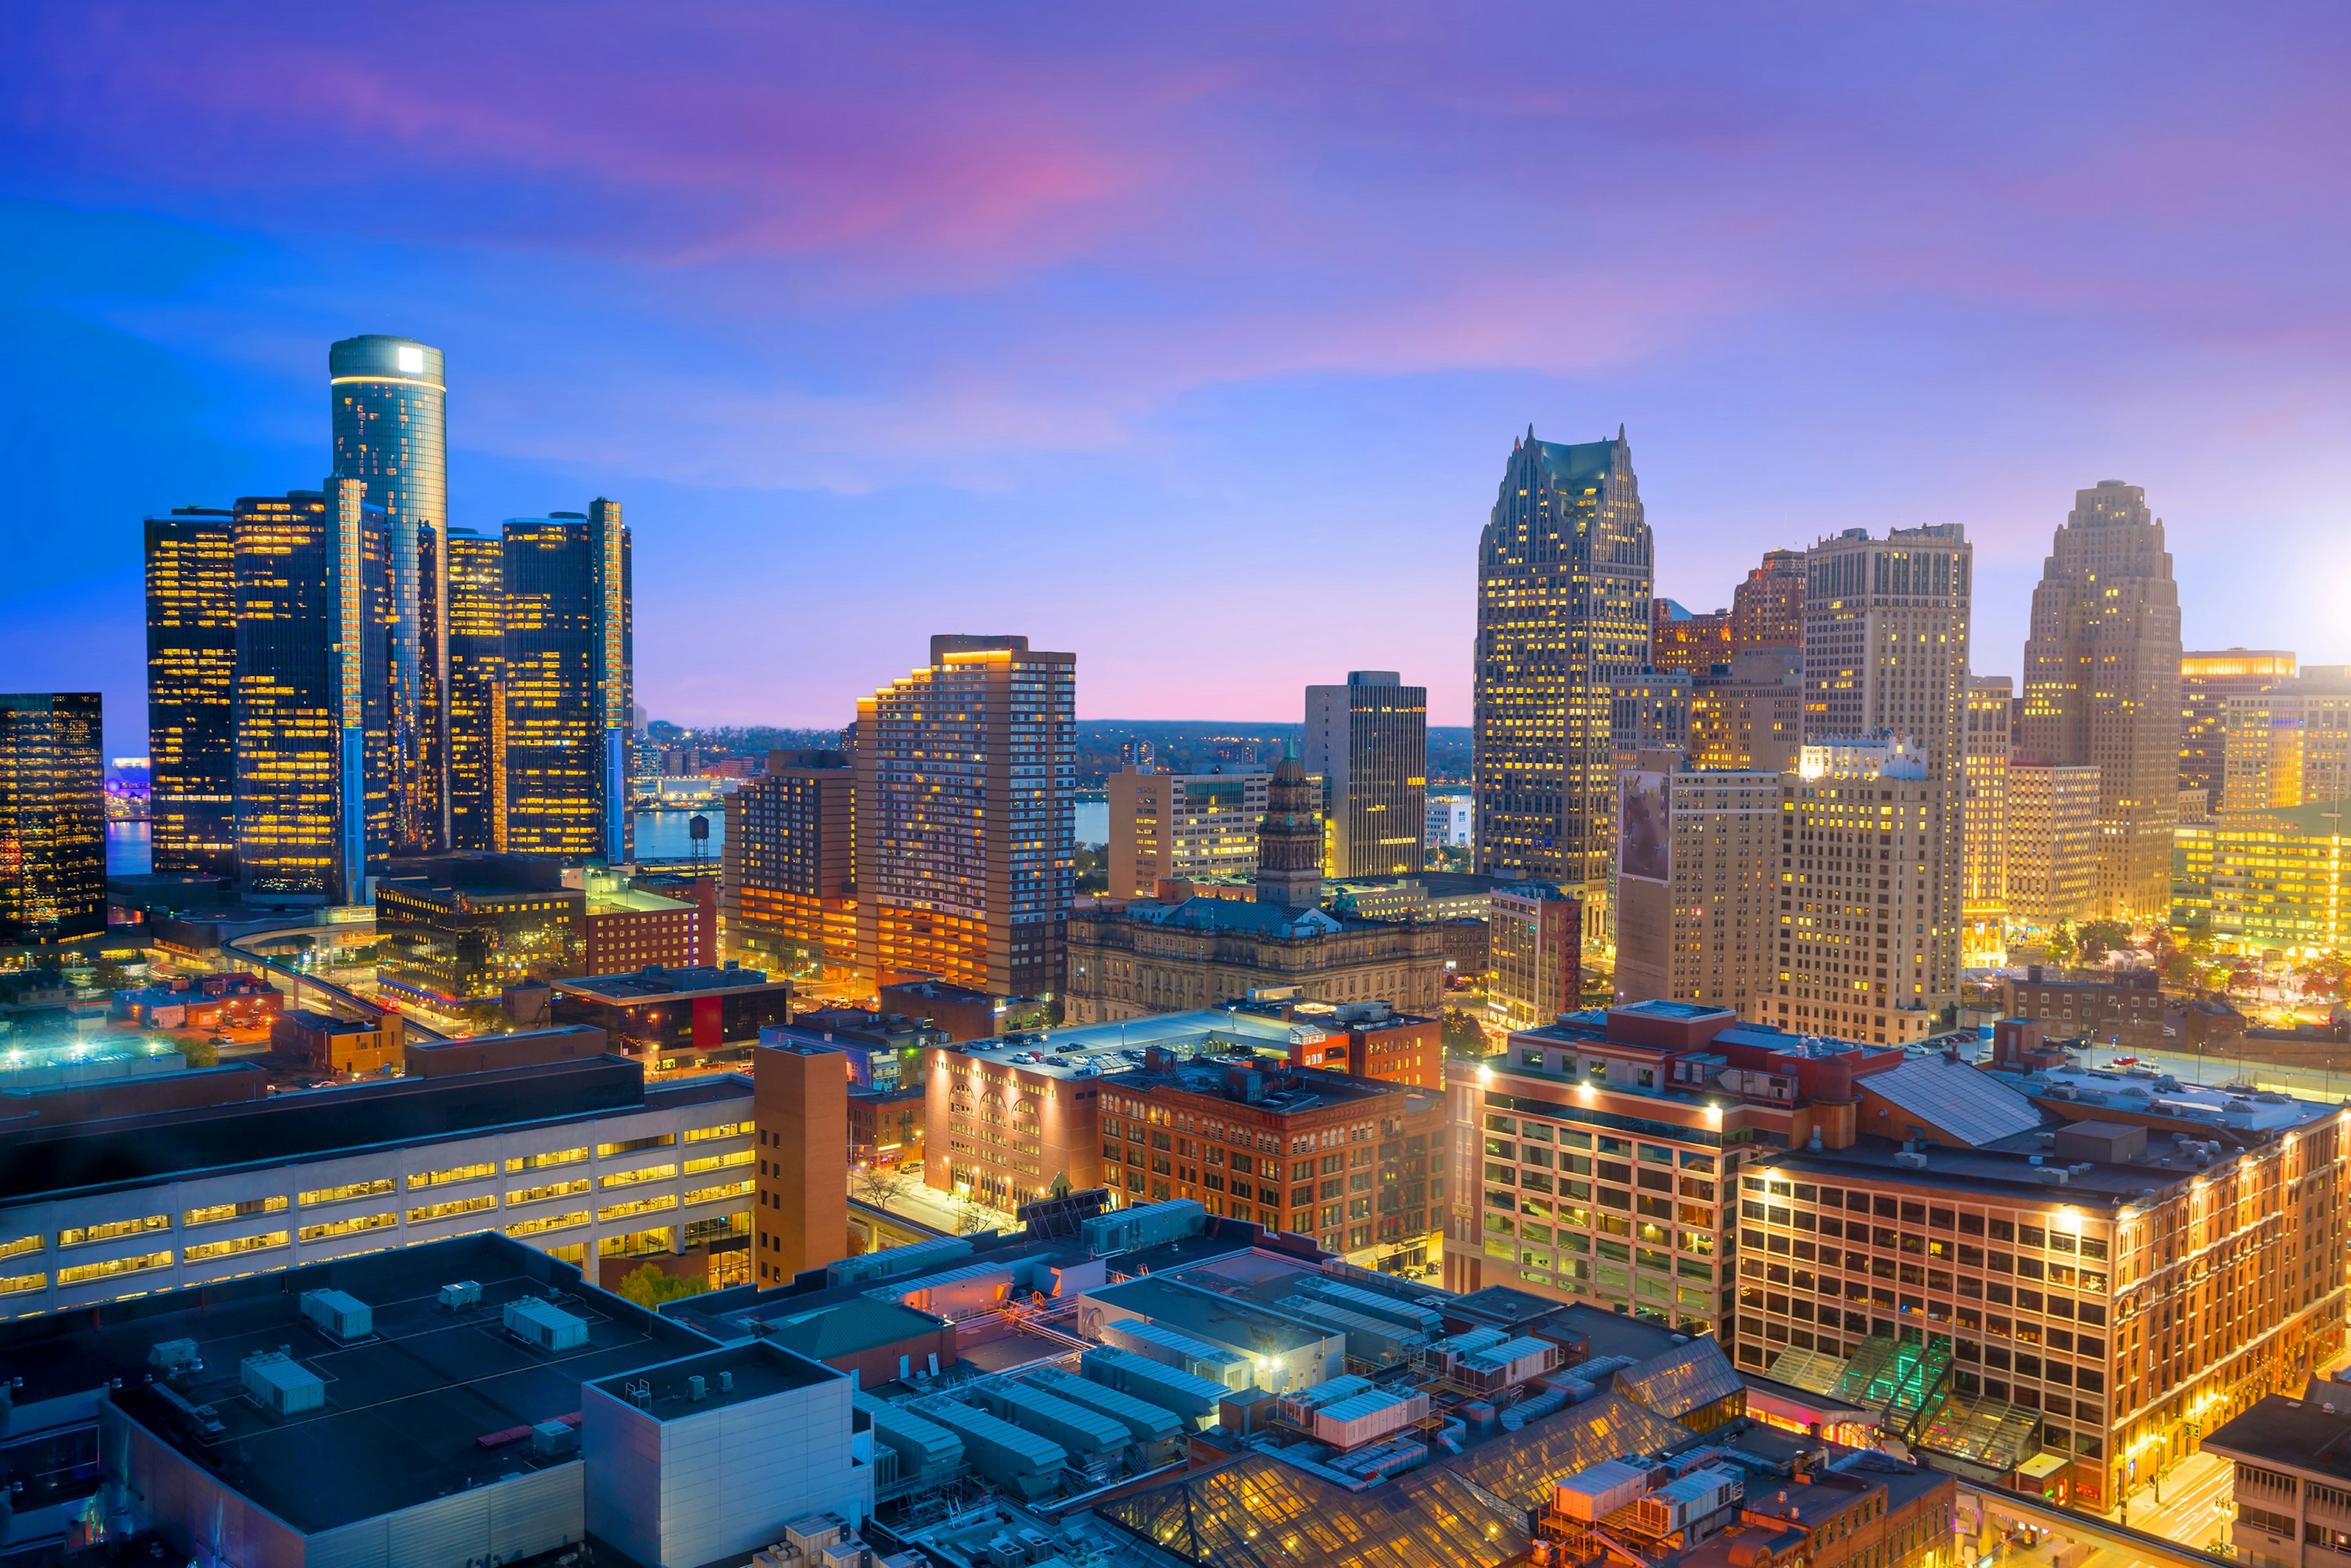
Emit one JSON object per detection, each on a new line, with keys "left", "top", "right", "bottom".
{"left": 584, "top": 1337, "right": 837, "bottom": 1422}
{"left": 2205, "top": 1390, "right": 2351, "bottom": 1481}
{"left": 12, "top": 1234, "right": 718, "bottom": 1534}
{"left": 749, "top": 1297, "right": 951, "bottom": 1362}
{"left": 1106, "top": 1058, "right": 1410, "bottom": 1114}
{"left": 1084, "top": 1274, "right": 1332, "bottom": 1357}
{"left": 550, "top": 963, "right": 786, "bottom": 1002}
{"left": 932, "top": 1004, "right": 1310, "bottom": 1081}
{"left": 1999, "top": 1061, "right": 2341, "bottom": 1136}
{"left": 1752, "top": 1132, "right": 2195, "bottom": 1210}
{"left": 1120, "top": 897, "right": 1351, "bottom": 937}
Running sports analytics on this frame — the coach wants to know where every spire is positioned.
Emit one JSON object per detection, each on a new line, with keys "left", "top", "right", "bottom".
{"left": 1618, "top": 422, "right": 1627, "bottom": 441}
{"left": 1527, "top": 422, "right": 1536, "bottom": 443}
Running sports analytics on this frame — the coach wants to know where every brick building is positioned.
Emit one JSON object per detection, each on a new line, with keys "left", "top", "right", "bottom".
{"left": 2000, "top": 966, "right": 2165, "bottom": 1050}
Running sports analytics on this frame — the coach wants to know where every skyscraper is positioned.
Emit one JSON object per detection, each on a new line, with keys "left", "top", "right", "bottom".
{"left": 1473, "top": 426, "right": 1652, "bottom": 943}
{"left": 144, "top": 506, "right": 238, "bottom": 877}
{"left": 2018, "top": 481, "right": 2182, "bottom": 921}
{"left": 331, "top": 334, "right": 449, "bottom": 854}
{"left": 1253, "top": 744, "right": 1324, "bottom": 910}
{"left": 444, "top": 528, "right": 506, "bottom": 852}
{"left": 1731, "top": 547, "right": 1806, "bottom": 653}
{"left": 1800, "top": 525, "right": 1971, "bottom": 1013}
{"left": 1302, "top": 671, "right": 1427, "bottom": 878}
{"left": 2218, "top": 669, "right": 2351, "bottom": 813}
{"left": 2005, "top": 761, "right": 2101, "bottom": 930}
{"left": 1611, "top": 755, "right": 1780, "bottom": 1015}
{"left": 855, "top": 635, "right": 1075, "bottom": 997}
{"left": 2180, "top": 648, "right": 2295, "bottom": 801}
{"left": 1962, "top": 675, "right": 2012, "bottom": 964}
{"left": 0, "top": 693, "right": 105, "bottom": 943}
{"left": 724, "top": 749, "right": 855, "bottom": 975}
{"left": 231, "top": 481, "right": 389, "bottom": 902}
{"left": 501, "top": 503, "right": 633, "bottom": 862}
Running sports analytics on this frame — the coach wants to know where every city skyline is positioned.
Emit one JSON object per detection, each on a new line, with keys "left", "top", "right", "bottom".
{"left": 4, "top": 5, "right": 2349, "bottom": 751}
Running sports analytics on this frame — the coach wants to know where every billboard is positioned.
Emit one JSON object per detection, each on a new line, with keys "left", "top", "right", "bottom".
{"left": 1618, "top": 771, "right": 1671, "bottom": 885}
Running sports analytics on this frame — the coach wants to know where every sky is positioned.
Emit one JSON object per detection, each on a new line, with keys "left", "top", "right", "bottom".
{"left": 2, "top": 2, "right": 2347, "bottom": 753}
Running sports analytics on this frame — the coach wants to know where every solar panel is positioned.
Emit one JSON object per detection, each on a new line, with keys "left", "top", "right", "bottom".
{"left": 1864, "top": 1056, "right": 2042, "bottom": 1147}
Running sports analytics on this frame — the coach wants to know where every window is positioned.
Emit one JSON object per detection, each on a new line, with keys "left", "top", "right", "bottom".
{"left": 601, "top": 1163, "right": 679, "bottom": 1190}
{"left": 59, "top": 1251, "right": 173, "bottom": 1288}
{"left": 683, "top": 1120, "right": 753, "bottom": 1142}
{"left": 506, "top": 1147, "right": 589, "bottom": 1173}
{"left": 0, "top": 1271, "right": 45, "bottom": 1296}
{"left": 299, "top": 1212, "right": 397, "bottom": 1244}
{"left": 598, "top": 1195, "right": 679, "bottom": 1224}
{"left": 184, "top": 1231, "right": 289, "bottom": 1264}
{"left": 407, "top": 1196, "right": 497, "bottom": 1225}
{"left": 596, "top": 1135, "right": 677, "bottom": 1158}
{"left": 300, "top": 1179, "right": 396, "bottom": 1207}
{"left": 183, "top": 1197, "right": 289, "bottom": 1228}
{"left": 509, "top": 1179, "right": 591, "bottom": 1206}
{"left": 58, "top": 1216, "right": 168, "bottom": 1248}
{"left": 684, "top": 1150, "right": 754, "bottom": 1176}
{"left": 506, "top": 1209, "right": 590, "bottom": 1238}
{"left": 407, "top": 1162, "right": 496, "bottom": 1190}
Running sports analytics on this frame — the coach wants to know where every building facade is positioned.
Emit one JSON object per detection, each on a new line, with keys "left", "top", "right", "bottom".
{"left": 143, "top": 508, "right": 238, "bottom": 879}
{"left": 2018, "top": 482, "right": 2182, "bottom": 921}
{"left": 1691, "top": 651, "right": 1804, "bottom": 774}
{"left": 1105, "top": 765, "right": 1268, "bottom": 898}
{"left": 1651, "top": 601, "right": 1733, "bottom": 675}
{"left": 1304, "top": 672, "right": 1427, "bottom": 879}
{"left": 2221, "top": 672, "right": 2351, "bottom": 814}
{"left": 0, "top": 693, "right": 106, "bottom": 944}
{"left": 501, "top": 504, "right": 633, "bottom": 862}
{"left": 723, "top": 749, "right": 855, "bottom": 976}
{"left": 1964, "top": 675, "right": 2014, "bottom": 964}
{"left": 2182, "top": 649, "right": 2295, "bottom": 798}
{"left": 856, "top": 635, "right": 1076, "bottom": 1000}
{"left": 1733, "top": 548, "right": 1808, "bottom": 654}
{"left": 331, "top": 334, "right": 450, "bottom": 855}
{"left": 1489, "top": 881, "right": 1585, "bottom": 1031}
{"left": 1063, "top": 899, "right": 1447, "bottom": 1023}
{"left": 444, "top": 527, "right": 507, "bottom": 852}
{"left": 1474, "top": 428, "right": 1652, "bottom": 947}
{"left": 1613, "top": 762, "right": 1781, "bottom": 1017}
{"left": 2172, "top": 798, "right": 2351, "bottom": 953}
{"left": 2006, "top": 762, "right": 2101, "bottom": 932}
{"left": 1802, "top": 525, "right": 1971, "bottom": 1008}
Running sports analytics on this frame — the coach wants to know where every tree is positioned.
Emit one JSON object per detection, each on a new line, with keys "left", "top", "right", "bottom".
{"left": 89, "top": 959, "right": 132, "bottom": 994}
{"left": 1441, "top": 1010, "right": 1490, "bottom": 1057}
{"left": 853, "top": 1162, "right": 913, "bottom": 1209}
{"left": 2078, "top": 921, "right": 2130, "bottom": 963}
{"left": 2046, "top": 920, "right": 2078, "bottom": 969}
{"left": 612, "top": 1263, "right": 710, "bottom": 1310}
{"left": 176, "top": 1034, "right": 220, "bottom": 1068}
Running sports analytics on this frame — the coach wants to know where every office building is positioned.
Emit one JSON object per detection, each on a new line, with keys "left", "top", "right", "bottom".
{"left": 1488, "top": 881, "right": 1584, "bottom": 1032}
{"left": 1963, "top": 675, "right": 2013, "bottom": 963}
{"left": 1106, "top": 764, "right": 1269, "bottom": 898}
{"left": 1474, "top": 427, "right": 1652, "bottom": 945}
{"left": 2172, "top": 797, "right": 2351, "bottom": 953}
{"left": 549, "top": 964, "right": 795, "bottom": 1073}
{"left": 144, "top": 507, "right": 239, "bottom": 877}
{"left": 1613, "top": 760, "right": 1781, "bottom": 1016}
{"left": 1801, "top": 525, "right": 1971, "bottom": 1007}
{"left": 229, "top": 482, "right": 391, "bottom": 903}
{"left": 2006, "top": 762, "right": 2101, "bottom": 932}
{"left": 1651, "top": 600, "right": 1732, "bottom": 675}
{"left": 1766, "top": 738, "right": 1952, "bottom": 1045}
{"left": 502, "top": 504, "right": 634, "bottom": 861}
{"left": 444, "top": 526, "right": 506, "bottom": 850}
{"left": 2182, "top": 648, "right": 2295, "bottom": 797}
{"left": 2019, "top": 481, "right": 2182, "bottom": 921}
{"left": 0, "top": 693, "right": 105, "bottom": 945}
{"left": 1690, "top": 650, "right": 1804, "bottom": 773}
{"left": 373, "top": 857, "right": 587, "bottom": 1013}
{"left": 2221, "top": 669, "right": 2351, "bottom": 813}
{"left": 331, "top": 334, "right": 450, "bottom": 854}
{"left": 582, "top": 866, "right": 714, "bottom": 974}
{"left": 1265, "top": 999, "right": 1444, "bottom": 1091}
{"left": 1733, "top": 547, "right": 1807, "bottom": 653}
{"left": 2209, "top": 1395, "right": 2351, "bottom": 1568}
{"left": 724, "top": 749, "right": 855, "bottom": 975}
{"left": 856, "top": 635, "right": 1075, "bottom": 999}
{"left": 752, "top": 1039, "right": 850, "bottom": 1283}
{"left": 1304, "top": 672, "right": 1428, "bottom": 879}
{"left": 1425, "top": 792, "right": 1474, "bottom": 850}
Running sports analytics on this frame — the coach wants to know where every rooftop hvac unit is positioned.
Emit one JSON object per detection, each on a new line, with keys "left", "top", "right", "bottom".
{"left": 816, "top": 1545, "right": 875, "bottom": 1568}
{"left": 782, "top": 1512, "right": 855, "bottom": 1559}
{"left": 504, "top": 1296, "right": 590, "bottom": 1351}
{"left": 1554, "top": 1458, "right": 1649, "bottom": 1521}
{"left": 1632, "top": 1468, "right": 1741, "bottom": 1536}
{"left": 241, "top": 1351, "right": 326, "bottom": 1417}
{"left": 531, "top": 1420, "right": 578, "bottom": 1457}
{"left": 148, "top": 1338, "right": 204, "bottom": 1377}
{"left": 300, "top": 1288, "right": 374, "bottom": 1341}
{"left": 440, "top": 1281, "right": 483, "bottom": 1310}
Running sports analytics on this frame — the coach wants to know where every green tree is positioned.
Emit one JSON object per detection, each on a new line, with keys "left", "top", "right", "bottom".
{"left": 176, "top": 1034, "right": 219, "bottom": 1068}
{"left": 612, "top": 1264, "right": 710, "bottom": 1310}
{"left": 1441, "top": 1010, "right": 1490, "bottom": 1057}
{"left": 2077, "top": 920, "right": 2130, "bottom": 962}
{"left": 89, "top": 959, "right": 132, "bottom": 994}
{"left": 2046, "top": 920, "right": 2078, "bottom": 969}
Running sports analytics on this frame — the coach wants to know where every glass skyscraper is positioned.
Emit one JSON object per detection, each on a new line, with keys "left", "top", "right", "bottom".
{"left": 231, "top": 481, "right": 392, "bottom": 902}
{"left": 331, "top": 334, "right": 448, "bottom": 854}
{"left": 0, "top": 692, "right": 106, "bottom": 943}
{"left": 144, "top": 506, "right": 238, "bottom": 877}
{"left": 501, "top": 501, "right": 632, "bottom": 861}
{"left": 446, "top": 528, "right": 507, "bottom": 852}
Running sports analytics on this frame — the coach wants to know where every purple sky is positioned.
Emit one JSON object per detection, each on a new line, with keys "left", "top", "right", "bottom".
{"left": 4, "top": 2, "right": 2347, "bottom": 748}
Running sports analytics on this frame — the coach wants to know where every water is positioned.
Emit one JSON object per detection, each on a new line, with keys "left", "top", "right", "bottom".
{"left": 108, "top": 821, "right": 151, "bottom": 876}
{"left": 633, "top": 808, "right": 724, "bottom": 862}
{"left": 1073, "top": 800, "right": 1108, "bottom": 848}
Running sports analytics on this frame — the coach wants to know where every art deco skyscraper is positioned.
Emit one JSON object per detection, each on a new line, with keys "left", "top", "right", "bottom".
{"left": 1303, "top": 672, "right": 1426, "bottom": 878}
{"left": 1472, "top": 426, "right": 1651, "bottom": 939}
{"left": 0, "top": 693, "right": 105, "bottom": 943}
{"left": 144, "top": 506, "right": 238, "bottom": 877}
{"left": 331, "top": 334, "right": 448, "bottom": 854}
{"left": 501, "top": 502, "right": 632, "bottom": 862}
{"left": 855, "top": 636, "right": 1075, "bottom": 997}
{"left": 2017, "top": 481, "right": 2182, "bottom": 921}
{"left": 1800, "top": 524, "right": 1971, "bottom": 1011}
{"left": 231, "top": 481, "right": 391, "bottom": 902}
{"left": 444, "top": 528, "right": 506, "bottom": 852}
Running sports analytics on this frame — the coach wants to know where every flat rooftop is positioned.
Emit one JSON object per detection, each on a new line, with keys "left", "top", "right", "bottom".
{"left": 1086, "top": 1273, "right": 1332, "bottom": 1356}
{"left": 552, "top": 964, "right": 786, "bottom": 1002}
{"left": 1753, "top": 1133, "right": 2186, "bottom": 1209}
{"left": 0, "top": 1060, "right": 748, "bottom": 1209}
{"left": 934, "top": 1005, "right": 1306, "bottom": 1079}
{"left": 2206, "top": 1391, "right": 2351, "bottom": 1481}
{"left": 14, "top": 1234, "right": 716, "bottom": 1534}
{"left": 585, "top": 1338, "right": 836, "bottom": 1422}
{"left": 1106, "top": 1059, "right": 1408, "bottom": 1114}
{"left": 2001, "top": 1062, "right": 2341, "bottom": 1136}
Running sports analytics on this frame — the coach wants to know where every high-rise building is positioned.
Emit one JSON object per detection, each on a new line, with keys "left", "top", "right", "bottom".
{"left": 2005, "top": 761, "right": 2101, "bottom": 931}
{"left": 501, "top": 503, "right": 632, "bottom": 862}
{"left": 144, "top": 506, "right": 238, "bottom": 877}
{"left": 1303, "top": 672, "right": 1427, "bottom": 879}
{"left": 1612, "top": 756, "right": 1780, "bottom": 1015}
{"left": 0, "top": 692, "right": 105, "bottom": 943}
{"left": 1105, "top": 765, "right": 1269, "bottom": 898}
{"left": 2173, "top": 797, "right": 2351, "bottom": 953}
{"left": 331, "top": 335, "right": 449, "bottom": 854}
{"left": 1474, "top": 427, "right": 1652, "bottom": 946}
{"left": 2019, "top": 482, "right": 2182, "bottom": 921}
{"left": 751, "top": 1039, "right": 850, "bottom": 1284}
{"left": 1253, "top": 745, "right": 1324, "bottom": 911}
{"left": 444, "top": 528, "right": 506, "bottom": 852}
{"left": 1962, "top": 675, "right": 2012, "bottom": 964}
{"left": 1487, "top": 881, "right": 1584, "bottom": 1031}
{"left": 231, "top": 482, "right": 390, "bottom": 903}
{"left": 2219, "top": 670, "right": 2351, "bottom": 813}
{"left": 1690, "top": 650, "right": 1803, "bottom": 773}
{"left": 855, "top": 635, "right": 1075, "bottom": 998}
{"left": 1765, "top": 738, "right": 1950, "bottom": 1045}
{"left": 723, "top": 749, "right": 855, "bottom": 976}
{"left": 2181, "top": 648, "right": 2295, "bottom": 798}
{"left": 1650, "top": 600, "right": 1732, "bottom": 675}
{"left": 1801, "top": 525, "right": 1971, "bottom": 1011}
{"left": 1731, "top": 548, "right": 1807, "bottom": 653}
